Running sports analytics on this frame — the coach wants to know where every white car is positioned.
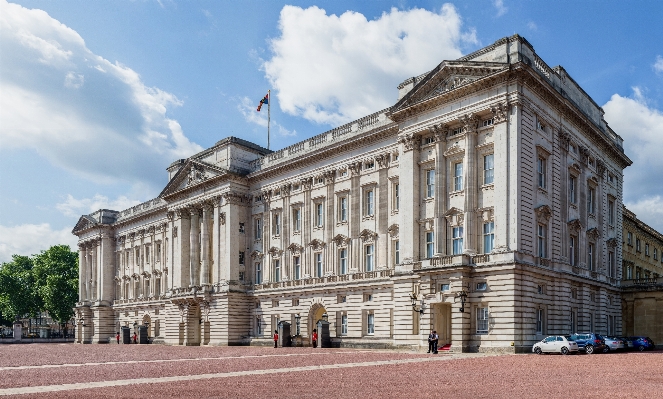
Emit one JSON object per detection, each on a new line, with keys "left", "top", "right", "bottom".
{"left": 603, "top": 337, "right": 625, "bottom": 352}
{"left": 533, "top": 335, "right": 579, "bottom": 355}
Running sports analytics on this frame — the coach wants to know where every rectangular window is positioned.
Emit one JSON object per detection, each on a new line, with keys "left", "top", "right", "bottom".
{"left": 426, "top": 169, "right": 435, "bottom": 197}
{"left": 315, "top": 253, "right": 323, "bottom": 277}
{"left": 655, "top": 248, "right": 658, "bottom": 260}
{"left": 254, "top": 218, "right": 262, "bottom": 240}
{"left": 339, "top": 249, "right": 347, "bottom": 275}
{"left": 645, "top": 243, "right": 650, "bottom": 256}
{"left": 239, "top": 251, "right": 245, "bottom": 265}
{"left": 587, "top": 243, "right": 594, "bottom": 271}
{"left": 476, "top": 282, "right": 487, "bottom": 291}
{"left": 365, "top": 190, "right": 374, "bottom": 216}
{"left": 569, "top": 235, "right": 577, "bottom": 266}
{"left": 477, "top": 307, "right": 489, "bottom": 334}
{"left": 587, "top": 186, "right": 595, "bottom": 214}
{"left": 239, "top": 222, "right": 245, "bottom": 233}
{"left": 608, "top": 251, "right": 615, "bottom": 278}
{"left": 454, "top": 163, "right": 463, "bottom": 191}
{"left": 145, "top": 246, "right": 150, "bottom": 264}
{"left": 537, "top": 158, "right": 546, "bottom": 189}
{"left": 569, "top": 175, "right": 577, "bottom": 204}
{"left": 367, "top": 312, "right": 375, "bottom": 335}
{"left": 608, "top": 200, "right": 615, "bottom": 225}
{"left": 452, "top": 226, "right": 463, "bottom": 255}
{"left": 339, "top": 197, "right": 348, "bottom": 222}
{"left": 626, "top": 265, "right": 632, "bottom": 280}
{"left": 483, "top": 222, "right": 494, "bottom": 253}
{"left": 426, "top": 231, "right": 435, "bottom": 258}
{"left": 484, "top": 154, "right": 494, "bottom": 185}
{"left": 627, "top": 232, "right": 633, "bottom": 246}
{"left": 341, "top": 314, "right": 348, "bottom": 335}
{"left": 293, "top": 208, "right": 301, "bottom": 232}
{"left": 274, "top": 260, "right": 280, "bottom": 282}
{"left": 394, "top": 240, "right": 400, "bottom": 265}
{"left": 394, "top": 183, "right": 400, "bottom": 210}
{"left": 365, "top": 245, "right": 374, "bottom": 271}
{"left": 316, "top": 203, "right": 324, "bottom": 227}
{"left": 571, "top": 309, "right": 577, "bottom": 333}
{"left": 273, "top": 213, "right": 281, "bottom": 235}
{"left": 589, "top": 313, "right": 594, "bottom": 332}
{"left": 156, "top": 243, "right": 161, "bottom": 262}
{"left": 440, "top": 284, "right": 450, "bottom": 292}
{"left": 636, "top": 238, "right": 641, "bottom": 252}
{"left": 294, "top": 256, "right": 301, "bottom": 280}
{"left": 536, "top": 309, "right": 544, "bottom": 334}
{"left": 538, "top": 224, "right": 547, "bottom": 258}
{"left": 255, "top": 263, "right": 262, "bottom": 284}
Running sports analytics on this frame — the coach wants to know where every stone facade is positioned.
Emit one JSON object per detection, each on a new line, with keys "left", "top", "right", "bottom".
{"left": 621, "top": 207, "right": 663, "bottom": 346}
{"left": 73, "top": 34, "right": 632, "bottom": 352}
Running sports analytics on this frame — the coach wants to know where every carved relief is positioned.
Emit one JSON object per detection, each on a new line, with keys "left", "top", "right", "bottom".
{"left": 586, "top": 227, "right": 600, "bottom": 241}
{"left": 374, "top": 153, "right": 388, "bottom": 169}
{"left": 490, "top": 102, "right": 509, "bottom": 124}
{"left": 309, "top": 239, "right": 326, "bottom": 251}
{"left": 606, "top": 237, "right": 618, "bottom": 249}
{"left": 579, "top": 146, "right": 590, "bottom": 164}
{"left": 186, "top": 164, "right": 208, "bottom": 186}
{"left": 323, "top": 169, "right": 337, "bottom": 183}
{"left": 418, "top": 219, "right": 434, "bottom": 231}
{"left": 332, "top": 234, "right": 351, "bottom": 246}
{"left": 387, "top": 224, "right": 399, "bottom": 238}
{"left": 268, "top": 247, "right": 283, "bottom": 258}
{"left": 596, "top": 160, "right": 606, "bottom": 179}
{"left": 287, "top": 243, "right": 303, "bottom": 254}
{"left": 359, "top": 229, "right": 378, "bottom": 243}
{"left": 172, "top": 226, "right": 178, "bottom": 238}
{"left": 567, "top": 219, "right": 583, "bottom": 233}
{"left": 219, "top": 212, "right": 226, "bottom": 225}
{"left": 398, "top": 133, "right": 421, "bottom": 152}
{"left": 535, "top": 205, "right": 553, "bottom": 222}
{"left": 301, "top": 177, "right": 313, "bottom": 190}
{"left": 444, "top": 207, "right": 464, "bottom": 227}
{"left": 558, "top": 129, "right": 571, "bottom": 151}
{"left": 250, "top": 250, "right": 264, "bottom": 260}
{"left": 458, "top": 113, "right": 480, "bottom": 134}
{"left": 348, "top": 162, "right": 362, "bottom": 176}
{"left": 280, "top": 184, "right": 291, "bottom": 197}
{"left": 476, "top": 207, "right": 494, "bottom": 222}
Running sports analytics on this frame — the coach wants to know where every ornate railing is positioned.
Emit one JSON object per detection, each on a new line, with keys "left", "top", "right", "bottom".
{"left": 252, "top": 269, "right": 393, "bottom": 291}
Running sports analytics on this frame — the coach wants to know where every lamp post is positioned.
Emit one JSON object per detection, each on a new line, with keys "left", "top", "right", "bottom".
{"left": 454, "top": 290, "right": 468, "bottom": 313}
{"left": 409, "top": 292, "right": 424, "bottom": 314}
{"left": 294, "top": 313, "right": 301, "bottom": 336}
{"left": 321, "top": 313, "right": 328, "bottom": 322}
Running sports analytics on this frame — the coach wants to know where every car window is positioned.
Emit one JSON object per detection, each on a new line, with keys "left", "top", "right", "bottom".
{"left": 556, "top": 336, "right": 563, "bottom": 341}
{"left": 545, "top": 337, "right": 555, "bottom": 342}
{"left": 564, "top": 335, "right": 573, "bottom": 340}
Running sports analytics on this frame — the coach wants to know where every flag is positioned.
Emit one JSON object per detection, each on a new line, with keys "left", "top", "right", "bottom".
{"left": 257, "top": 93, "right": 269, "bottom": 112}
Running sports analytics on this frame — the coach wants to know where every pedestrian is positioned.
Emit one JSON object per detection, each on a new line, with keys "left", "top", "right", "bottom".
{"left": 116, "top": 331, "right": 120, "bottom": 344}
{"left": 432, "top": 330, "right": 439, "bottom": 354}
{"left": 133, "top": 332, "right": 137, "bottom": 344}
{"left": 312, "top": 329, "right": 318, "bottom": 348}
{"left": 427, "top": 330, "right": 434, "bottom": 353}
{"left": 274, "top": 330, "right": 279, "bottom": 348}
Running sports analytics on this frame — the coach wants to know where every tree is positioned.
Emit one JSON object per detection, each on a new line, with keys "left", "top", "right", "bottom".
{"left": 0, "top": 255, "right": 40, "bottom": 321}
{"left": 33, "top": 245, "right": 78, "bottom": 329}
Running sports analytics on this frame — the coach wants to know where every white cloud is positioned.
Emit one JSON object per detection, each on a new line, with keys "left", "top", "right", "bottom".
{"left": 0, "top": 223, "right": 78, "bottom": 263}
{"left": 0, "top": 0, "right": 202, "bottom": 191}
{"left": 263, "top": 5, "right": 476, "bottom": 126}
{"left": 56, "top": 194, "right": 141, "bottom": 218}
{"left": 493, "top": 0, "right": 508, "bottom": 17}
{"left": 603, "top": 88, "right": 663, "bottom": 231}
{"left": 237, "top": 96, "right": 297, "bottom": 137}
{"left": 527, "top": 21, "right": 537, "bottom": 31}
{"left": 654, "top": 55, "right": 663, "bottom": 73}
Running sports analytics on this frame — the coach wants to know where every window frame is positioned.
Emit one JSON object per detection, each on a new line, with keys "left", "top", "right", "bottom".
{"left": 483, "top": 154, "right": 494, "bottom": 185}
{"left": 476, "top": 307, "right": 489, "bottom": 334}
{"left": 425, "top": 231, "right": 435, "bottom": 259}
{"left": 339, "top": 248, "right": 348, "bottom": 275}
{"left": 483, "top": 221, "right": 494, "bottom": 254}
{"left": 537, "top": 157, "right": 547, "bottom": 189}
{"left": 365, "top": 244, "right": 374, "bottom": 272}
{"left": 453, "top": 162, "right": 463, "bottom": 191}
{"left": 315, "top": 252, "right": 323, "bottom": 277}
{"left": 538, "top": 224, "right": 547, "bottom": 258}
{"left": 452, "top": 226, "right": 463, "bottom": 255}
{"left": 425, "top": 169, "right": 435, "bottom": 198}
{"left": 293, "top": 256, "right": 301, "bottom": 280}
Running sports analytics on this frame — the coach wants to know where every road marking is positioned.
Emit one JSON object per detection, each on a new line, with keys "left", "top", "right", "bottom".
{"left": 0, "top": 350, "right": 364, "bottom": 371}
{"left": 0, "top": 356, "right": 452, "bottom": 396}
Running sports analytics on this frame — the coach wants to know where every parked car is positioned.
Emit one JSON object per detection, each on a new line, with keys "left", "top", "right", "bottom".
{"left": 618, "top": 337, "right": 634, "bottom": 350}
{"left": 630, "top": 336, "right": 655, "bottom": 351}
{"left": 533, "top": 335, "right": 579, "bottom": 355}
{"left": 568, "top": 333, "right": 606, "bottom": 354}
{"left": 603, "top": 337, "right": 625, "bottom": 352}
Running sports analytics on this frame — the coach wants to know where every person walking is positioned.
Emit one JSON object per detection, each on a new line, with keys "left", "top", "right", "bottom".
{"left": 116, "top": 332, "right": 120, "bottom": 344}
{"left": 312, "top": 329, "right": 318, "bottom": 348}
{"left": 432, "top": 330, "right": 439, "bottom": 354}
{"left": 427, "top": 330, "right": 435, "bottom": 353}
{"left": 132, "top": 332, "right": 137, "bottom": 344}
{"left": 274, "top": 330, "right": 279, "bottom": 348}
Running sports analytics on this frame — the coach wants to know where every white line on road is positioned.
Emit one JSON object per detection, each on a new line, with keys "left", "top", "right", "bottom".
{"left": 0, "top": 356, "right": 453, "bottom": 396}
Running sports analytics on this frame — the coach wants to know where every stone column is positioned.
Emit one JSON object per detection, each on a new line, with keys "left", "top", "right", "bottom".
{"left": 79, "top": 244, "right": 87, "bottom": 301}
{"left": 189, "top": 207, "right": 201, "bottom": 286}
{"left": 491, "top": 102, "right": 510, "bottom": 252}
{"left": 201, "top": 203, "right": 212, "bottom": 285}
{"left": 398, "top": 133, "right": 421, "bottom": 269}
{"left": 212, "top": 197, "right": 222, "bottom": 284}
{"left": 461, "top": 114, "right": 479, "bottom": 255}
{"left": 433, "top": 125, "right": 447, "bottom": 255}
{"left": 91, "top": 241, "right": 98, "bottom": 300}
{"left": 349, "top": 163, "right": 361, "bottom": 272}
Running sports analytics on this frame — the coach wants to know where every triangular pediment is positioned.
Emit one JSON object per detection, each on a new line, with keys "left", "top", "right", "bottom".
{"left": 159, "top": 159, "right": 229, "bottom": 198}
{"left": 391, "top": 61, "right": 508, "bottom": 115}
{"left": 72, "top": 215, "right": 98, "bottom": 235}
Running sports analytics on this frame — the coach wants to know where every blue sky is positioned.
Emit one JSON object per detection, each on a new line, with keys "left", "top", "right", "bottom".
{"left": 1, "top": 0, "right": 662, "bottom": 261}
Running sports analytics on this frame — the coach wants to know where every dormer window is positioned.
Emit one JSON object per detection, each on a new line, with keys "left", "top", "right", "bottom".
{"left": 482, "top": 118, "right": 493, "bottom": 127}
{"left": 316, "top": 177, "right": 324, "bottom": 185}
{"left": 537, "top": 120, "right": 546, "bottom": 131}
{"left": 364, "top": 160, "right": 374, "bottom": 170}
{"left": 339, "top": 169, "right": 348, "bottom": 177}
{"left": 451, "top": 127, "right": 463, "bottom": 135}
{"left": 423, "top": 136, "right": 434, "bottom": 145}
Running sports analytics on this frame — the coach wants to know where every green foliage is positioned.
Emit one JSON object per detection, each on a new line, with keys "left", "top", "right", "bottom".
{"left": 33, "top": 245, "right": 79, "bottom": 325}
{"left": 0, "top": 245, "right": 78, "bottom": 326}
{"left": 0, "top": 255, "right": 40, "bottom": 321}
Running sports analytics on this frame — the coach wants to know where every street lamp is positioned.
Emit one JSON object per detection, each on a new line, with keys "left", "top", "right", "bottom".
{"left": 454, "top": 290, "right": 468, "bottom": 313}
{"left": 321, "top": 313, "right": 328, "bottom": 322}
{"left": 294, "top": 313, "right": 301, "bottom": 336}
{"left": 409, "top": 292, "right": 424, "bottom": 314}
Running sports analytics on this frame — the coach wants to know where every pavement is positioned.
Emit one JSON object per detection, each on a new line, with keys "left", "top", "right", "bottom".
{"left": 0, "top": 344, "right": 661, "bottom": 398}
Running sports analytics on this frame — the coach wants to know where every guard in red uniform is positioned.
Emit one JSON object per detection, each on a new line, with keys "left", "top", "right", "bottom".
{"left": 274, "top": 330, "right": 279, "bottom": 348}
{"left": 116, "top": 332, "right": 120, "bottom": 344}
{"left": 312, "top": 329, "right": 318, "bottom": 348}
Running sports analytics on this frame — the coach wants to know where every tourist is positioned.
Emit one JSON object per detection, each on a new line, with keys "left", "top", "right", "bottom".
{"left": 274, "top": 330, "right": 279, "bottom": 348}
{"left": 432, "top": 331, "right": 439, "bottom": 354}
{"left": 312, "top": 329, "right": 318, "bottom": 348}
{"left": 116, "top": 332, "right": 120, "bottom": 344}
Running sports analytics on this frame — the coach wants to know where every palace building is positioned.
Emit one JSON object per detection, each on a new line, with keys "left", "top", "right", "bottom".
{"left": 73, "top": 34, "right": 632, "bottom": 352}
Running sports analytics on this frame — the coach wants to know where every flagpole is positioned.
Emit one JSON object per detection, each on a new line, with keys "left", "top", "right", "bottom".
{"left": 267, "top": 89, "right": 271, "bottom": 150}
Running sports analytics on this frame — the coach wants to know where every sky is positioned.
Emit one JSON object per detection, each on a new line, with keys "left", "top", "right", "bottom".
{"left": 1, "top": 0, "right": 662, "bottom": 262}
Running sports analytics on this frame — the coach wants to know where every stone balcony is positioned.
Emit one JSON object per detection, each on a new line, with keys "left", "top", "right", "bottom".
{"left": 252, "top": 269, "right": 394, "bottom": 292}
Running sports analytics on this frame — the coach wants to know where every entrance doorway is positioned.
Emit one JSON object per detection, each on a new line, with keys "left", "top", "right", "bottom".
{"left": 308, "top": 303, "right": 327, "bottom": 344}
{"left": 431, "top": 303, "right": 452, "bottom": 346}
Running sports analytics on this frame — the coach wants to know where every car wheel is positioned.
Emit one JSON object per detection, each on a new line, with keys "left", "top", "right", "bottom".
{"left": 585, "top": 345, "right": 594, "bottom": 354}
{"left": 534, "top": 347, "right": 542, "bottom": 355}
{"left": 561, "top": 347, "right": 569, "bottom": 355}
{"left": 638, "top": 345, "right": 645, "bottom": 351}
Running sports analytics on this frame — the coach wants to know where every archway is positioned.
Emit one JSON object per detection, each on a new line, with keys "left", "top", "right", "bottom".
{"left": 308, "top": 303, "right": 327, "bottom": 344}
{"left": 142, "top": 314, "right": 152, "bottom": 338}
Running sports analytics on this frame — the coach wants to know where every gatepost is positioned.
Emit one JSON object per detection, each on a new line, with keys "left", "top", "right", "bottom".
{"left": 316, "top": 320, "right": 331, "bottom": 348}
{"left": 278, "top": 321, "right": 291, "bottom": 347}
{"left": 13, "top": 322, "right": 22, "bottom": 342}
{"left": 121, "top": 326, "right": 131, "bottom": 344}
